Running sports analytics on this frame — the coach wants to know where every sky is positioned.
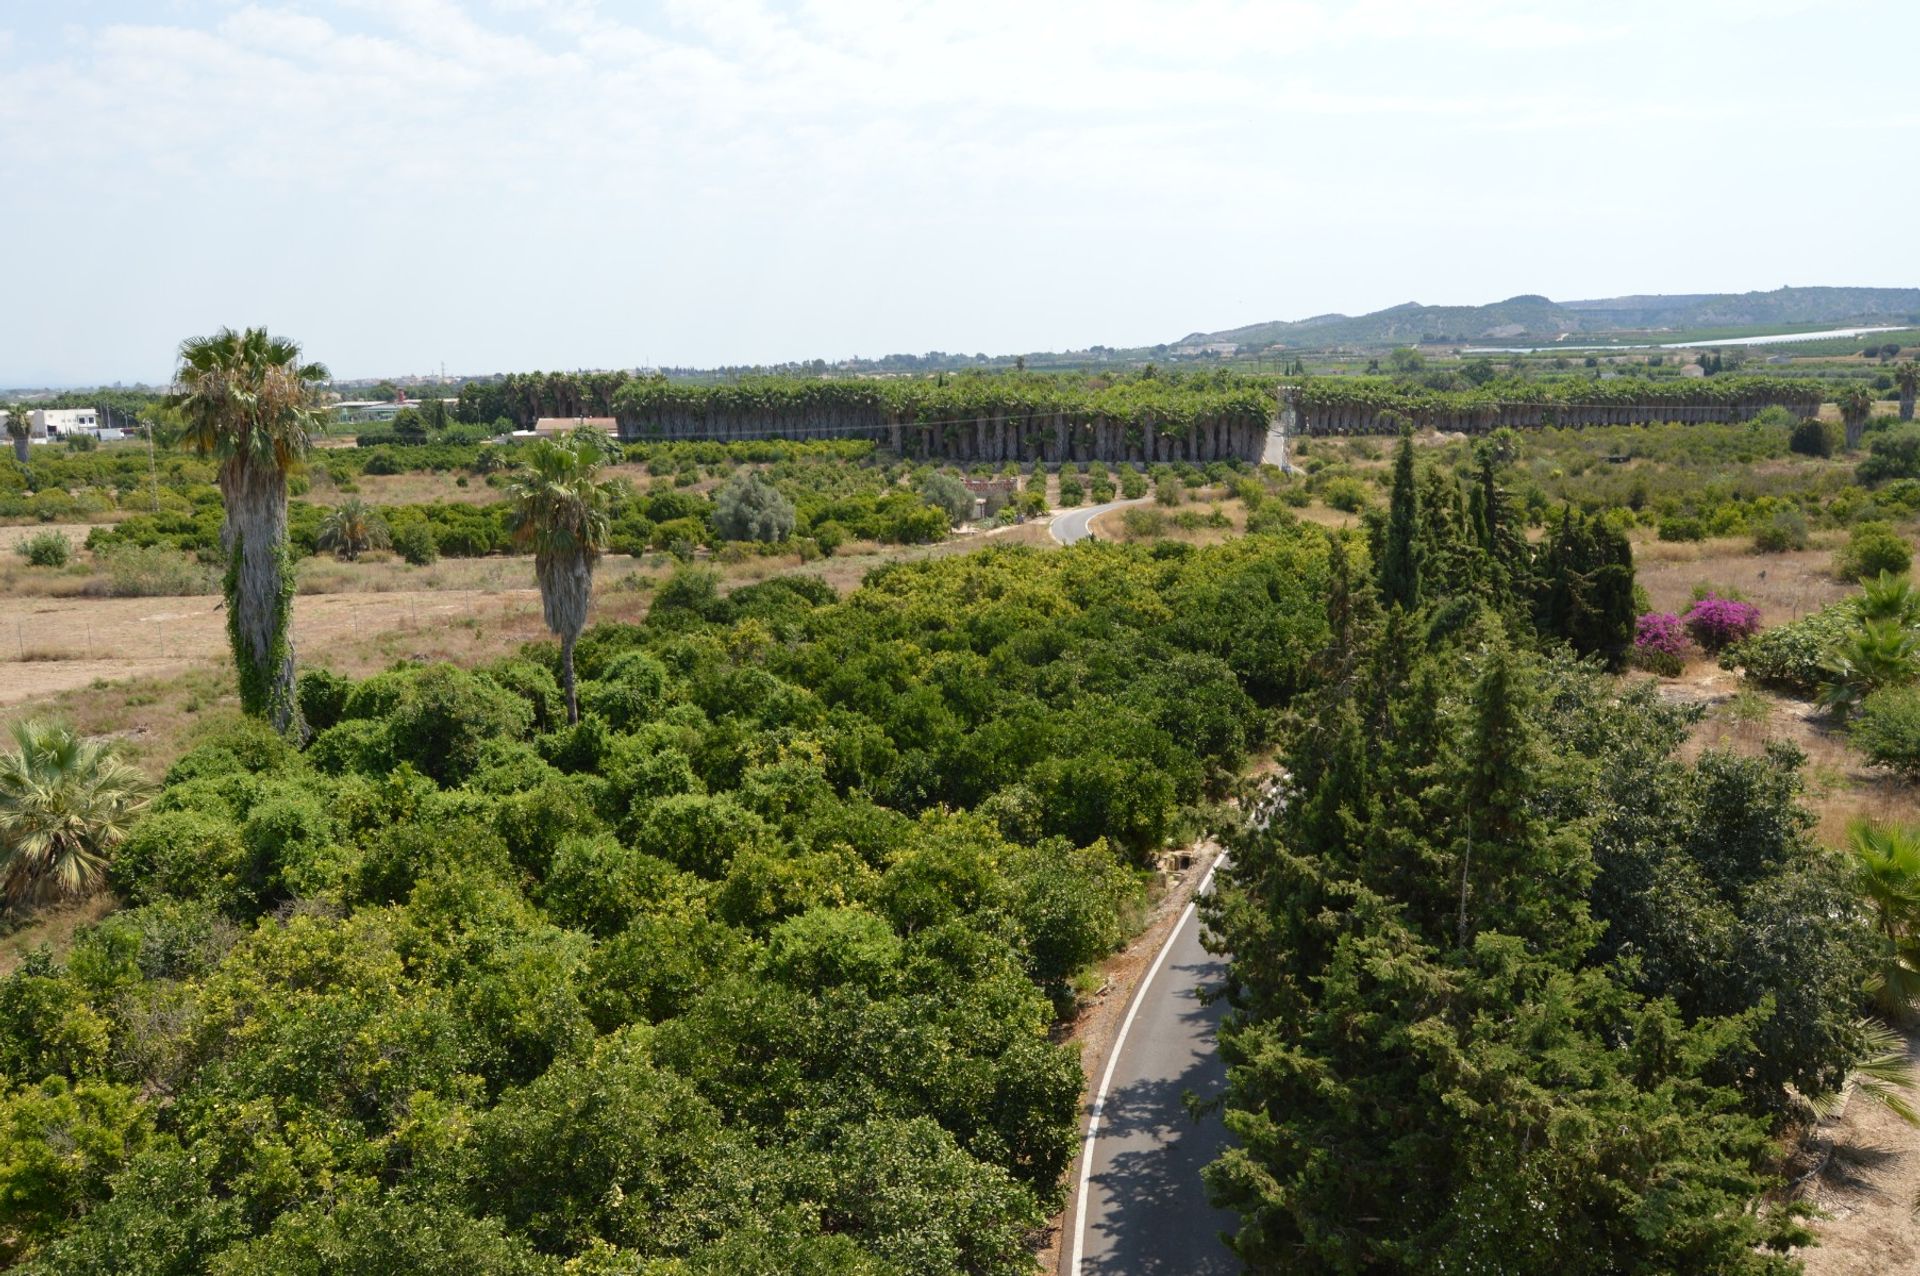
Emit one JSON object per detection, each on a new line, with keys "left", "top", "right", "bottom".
{"left": 1, "top": 0, "right": 1916, "bottom": 386}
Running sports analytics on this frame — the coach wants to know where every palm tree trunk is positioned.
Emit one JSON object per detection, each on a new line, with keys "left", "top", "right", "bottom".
{"left": 562, "top": 630, "right": 579, "bottom": 724}
{"left": 1902, "top": 393, "right": 1915, "bottom": 423}
{"left": 221, "top": 458, "right": 302, "bottom": 737}
{"left": 10, "top": 436, "right": 25, "bottom": 465}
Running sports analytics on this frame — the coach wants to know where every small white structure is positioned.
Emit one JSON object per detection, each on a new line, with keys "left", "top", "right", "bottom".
{"left": 25, "top": 408, "right": 122, "bottom": 443}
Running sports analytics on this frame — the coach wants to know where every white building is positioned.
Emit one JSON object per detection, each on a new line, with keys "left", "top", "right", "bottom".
{"left": 25, "top": 408, "right": 123, "bottom": 443}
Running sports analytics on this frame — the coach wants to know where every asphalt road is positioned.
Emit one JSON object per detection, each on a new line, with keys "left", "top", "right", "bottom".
{"left": 1050, "top": 498, "right": 1148, "bottom": 545}
{"left": 1069, "top": 859, "right": 1238, "bottom": 1276}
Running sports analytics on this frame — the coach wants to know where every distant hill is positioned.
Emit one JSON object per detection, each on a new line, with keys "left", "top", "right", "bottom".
{"left": 1179, "top": 286, "right": 1920, "bottom": 349}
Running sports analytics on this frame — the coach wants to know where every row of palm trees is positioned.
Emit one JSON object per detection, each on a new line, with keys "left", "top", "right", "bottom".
{"left": 0, "top": 327, "right": 616, "bottom": 907}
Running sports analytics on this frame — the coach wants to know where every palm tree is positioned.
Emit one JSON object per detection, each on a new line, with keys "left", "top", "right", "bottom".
{"left": 1896, "top": 360, "right": 1919, "bottom": 423}
{"left": 1837, "top": 383, "right": 1877, "bottom": 450}
{"left": 0, "top": 721, "right": 152, "bottom": 907}
{"left": 317, "top": 497, "right": 391, "bottom": 561}
{"left": 1846, "top": 820, "right": 1920, "bottom": 1021}
{"left": 1818, "top": 617, "right": 1920, "bottom": 715}
{"left": 5, "top": 404, "right": 30, "bottom": 465}
{"left": 1861, "top": 571, "right": 1920, "bottom": 628}
{"left": 171, "top": 328, "right": 329, "bottom": 736}
{"left": 506, "top": 430, "right": 614, "bottom": 723}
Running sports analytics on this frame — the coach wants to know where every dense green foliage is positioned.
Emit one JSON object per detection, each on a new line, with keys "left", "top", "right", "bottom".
{"left": 1205, "top": 530, "right": 1872, "bottom": 1271}
{"left": 0, "top": 536, "right": 1335, "bottom": 1270}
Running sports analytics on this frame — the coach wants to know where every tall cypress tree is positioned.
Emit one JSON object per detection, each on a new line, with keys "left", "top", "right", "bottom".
{"left": 1377, "top": 428, "right": 1422, "bottom": 611}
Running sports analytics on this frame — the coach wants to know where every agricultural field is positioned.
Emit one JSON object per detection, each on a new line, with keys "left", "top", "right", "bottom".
{"left": 7, "top": 363, "right": 1920, "bottom": 1272}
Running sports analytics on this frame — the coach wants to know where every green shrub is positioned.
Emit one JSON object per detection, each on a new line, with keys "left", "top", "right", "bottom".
{"left": 1788, "top": 417, "right": 1835, "bottom": 458}
{"left": 1853, "top": 685, "right": 1920, "bottom": 777}
{"left": 1154, "top": 476, "right": 1184, "bottom": 507}
{"left": 1120, "top": 470, "right": 1148, "bottom": 500}
{"left": 1320, "top": 476, "right": 1369, "bottom": 513}
{"left": 1657, "top": 515, "right": 1707, "bottom": 543}
{"left": 385, "top": 665, "right": 535, "bottom": 784}
{"left": 392, "top": 520, "right": 438, "bottom": 566}
{"left": 15, "top": 530, "right": 71, "bottom": 567}
{"left": 712, "top": 471, "right": 797, "bottom": 542}
{"left": 1244, "top": 503, "right": 1298, "bottom": 535}
{"left": 89, "top": 544, "right": 216, "bottom": 597}
{"left": 1719, "top": 602, "right": 1857, "bottom": 695}
{"left": 1858, "top": 424, "right": 1920, "bottom": 484}
{"left": 1839, "top": 521, "right": 1913, "bottom": 582}
{"left": 1752, "top": 507, "right": 1810, "bottom": 554}
{"left": 1056, "top": 476, "right": 1084, "bottom": 508}
{"left": 918, "top": 473, "right": 975, "bottom": 526}
{"left": 109, "top": 810, "right": 254, "bottom": 914}
{"left": 1119, "top": 508, "right": 1166, "bottom": 539}
{"left": 296, "top": 668, "right": 354, "bottom": 734}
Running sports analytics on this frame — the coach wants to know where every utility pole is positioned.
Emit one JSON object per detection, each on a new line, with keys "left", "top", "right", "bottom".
{"left": 142, "top": 413, "right": 160, "bottom": 512}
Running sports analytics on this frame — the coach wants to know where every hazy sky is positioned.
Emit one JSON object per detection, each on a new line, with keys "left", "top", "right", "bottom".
{"left": 2, "top": 0, "right": 1915, "bottom": 385}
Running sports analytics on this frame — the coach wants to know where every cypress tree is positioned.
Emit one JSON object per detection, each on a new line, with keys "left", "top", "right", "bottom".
{"left": 1377, "top": 429, "right": 1421, "bottom": 611}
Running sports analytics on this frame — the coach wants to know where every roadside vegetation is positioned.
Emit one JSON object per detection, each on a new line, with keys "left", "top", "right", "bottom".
{"left": 5, "top": 349, "right": 1920, "bottom": 1270}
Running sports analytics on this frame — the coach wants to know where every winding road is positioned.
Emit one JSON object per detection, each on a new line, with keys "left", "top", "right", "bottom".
{"left": 1049, "top": 498, "right": 1148, "bottom": 545}
{"left": 1068, "top": 857, "right": 1237, "bottom": 1275}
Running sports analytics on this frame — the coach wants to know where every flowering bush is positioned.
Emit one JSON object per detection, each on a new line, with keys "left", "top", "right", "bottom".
{"left": 1684, "top": 594, "right": 1763, "bottom": 652}
{"left": 1633, "top": 612, "right": 1690, "bottom": 676}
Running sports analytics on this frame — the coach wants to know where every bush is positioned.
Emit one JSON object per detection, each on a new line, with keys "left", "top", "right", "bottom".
{"left": 1858, "top": 424, "right": 1920, "bottom": 484}
{"left": 1752, "top": 507, "right": 1809, "bottom": 553}
{"left": 89, "top": 545, "right": 216, "bottom": 597}
{"left": 1119, "top": 508, "right": 1166, "bottom": 539}
{"left": 1320, "top": 476, "right": 1369, "bottom": 513}
{"left": 1657, "top": 515, "right": 1707, "bottom": 543}
{"left": 15, "top": 530, "right": 71, "bottom": 567}
{"left": 1719, "top": 602, "right": 1857, "bottom": 694}
{"left": 711, "top": 471, "right": 797, "bottom": 543}
{"left": 1244, "top": 503, "right": 1298, "bottom": 536}
{"left": 1120, "top": 470, "right": 1148, "bottom": 500}
{"left": 1682, "top": 594, "right": 1762, "bottom": 652}
{"left": 1839, "top": 521, "right": 1913, "bottom": 582}
{"left": 1854, "top": 686, "right": 1920, "bottom": 777}
{"left": 1056, "top": 476, "right": 1084, "bottom": 507}
{"left": 918, "top": 473, "right": 975, "bottom": 527}
{"left": 1154, "top": 476, "right": 1184, "bottom": 507}
{"left": 1632, "top": 612, "right": 1690, "bottom": 676}
{"left": 1788, "top": 417, "right": 1835, "bottom": 458}
{"left": 384, "top": 665, "right": 536, "bottom": 785}
{"left": 392, "top": 521, "right": 438, "bottom": 566}
{"left": 296, "top": 668, "right": 354, "bottom": 734}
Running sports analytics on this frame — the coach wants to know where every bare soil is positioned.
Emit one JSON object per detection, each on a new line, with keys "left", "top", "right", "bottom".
{"left": 1797, "top": 1032, "right": 1920, "bottom": 1275}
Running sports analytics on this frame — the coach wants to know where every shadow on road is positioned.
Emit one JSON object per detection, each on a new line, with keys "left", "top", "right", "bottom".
{"left": 1082, "top": 953, "right": 1238, "bottom": 1276}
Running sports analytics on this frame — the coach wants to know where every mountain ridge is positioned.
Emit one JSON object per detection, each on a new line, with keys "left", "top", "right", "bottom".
{"left": 1179, "top": 286, "right": 1920, "bottom": 348}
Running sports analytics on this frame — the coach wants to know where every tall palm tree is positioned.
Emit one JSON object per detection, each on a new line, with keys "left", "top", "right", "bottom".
{"left": 317, "top": 497, "right": 391, "bottom": 561}
{"left": 506, "top": 430, "right": 614, "bottom": 723}
{"left": 5, "top": 404, "right": 31, "bottom": 465}
{"left": 1837, "top": 383, "right": 1877, "bottom": 451}
{"left": 171, "top": 328, "right": 329, "bottom": 736}
{"left": 0, "top": 721, "right": 152, "bottom": 907}
{"left": 1896, "top": 360, "right": 1919, "bottom": 423}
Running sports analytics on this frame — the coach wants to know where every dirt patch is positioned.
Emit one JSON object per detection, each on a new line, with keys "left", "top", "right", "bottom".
{"left": 0, "top": 892, "right": 117, "bottom": 976}
{"left": 1634, "top": 533, "right": 1851, "bottom": 625}
{"left": 0, "top": 523, "right": 113, "bottom": 551}
{"left": 1797, "top": 1032, "right": 1920, "bottom": 1275}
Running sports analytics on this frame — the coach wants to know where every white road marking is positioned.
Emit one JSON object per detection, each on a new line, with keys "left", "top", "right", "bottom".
{"left": 1069, "top": 854, "right": 1225, "bottom": 1276}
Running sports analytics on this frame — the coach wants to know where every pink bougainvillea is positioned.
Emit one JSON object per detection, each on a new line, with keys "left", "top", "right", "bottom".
{"left": 1635, "top": 611, "right": 1689, "bottom": 659}
{"left": 1683, "top": 594, "right": 1762, "bottom": 653}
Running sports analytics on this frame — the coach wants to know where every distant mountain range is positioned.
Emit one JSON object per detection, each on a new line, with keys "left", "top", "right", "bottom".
{"left": 1178, "top": 287, "right": 1920, "bottom": 349}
